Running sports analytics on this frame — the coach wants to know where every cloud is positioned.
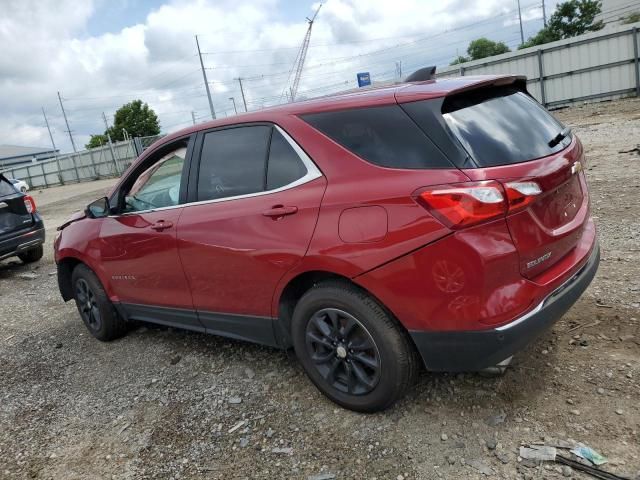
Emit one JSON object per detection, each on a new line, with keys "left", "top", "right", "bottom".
{"left": 0, "top": 0, "right": 552, "bottom": 153}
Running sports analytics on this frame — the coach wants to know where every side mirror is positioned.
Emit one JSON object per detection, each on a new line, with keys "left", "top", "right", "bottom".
{"left": 86, "top": 197, "right": 110, "bottom": 219}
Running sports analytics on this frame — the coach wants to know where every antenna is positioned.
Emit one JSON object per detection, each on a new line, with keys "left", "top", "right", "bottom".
{"left": 289, "top": 4, "right": 322, "bottom": 102}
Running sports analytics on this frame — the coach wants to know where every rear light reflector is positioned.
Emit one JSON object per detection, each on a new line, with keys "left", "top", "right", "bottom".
{"left": 24, "top": 195, "right": 36, "bottom": 214}
{"left": 415, "top": 181, "right": 507, "bottom": 230}
{"left": 503, "top": 181, "right": 542, "bottom": 213}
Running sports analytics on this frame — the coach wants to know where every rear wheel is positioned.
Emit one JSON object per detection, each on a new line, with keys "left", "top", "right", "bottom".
{"left": 71, "top": 264, "right": 127, "bottom": 341}
{"left": 18, "top": 245, "right": 43, "bottom": 263}
{"left": 291, "top": 280, "right": 418, "bottom": 412}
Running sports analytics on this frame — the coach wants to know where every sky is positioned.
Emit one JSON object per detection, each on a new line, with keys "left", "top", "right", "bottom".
{"left": 0, "top": 0, "right": 570, "bottom": 154}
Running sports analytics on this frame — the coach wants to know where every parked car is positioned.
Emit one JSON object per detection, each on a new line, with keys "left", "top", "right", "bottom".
{"left": 0, "top": 174, "right": 44, "bottom": 263}
{"left": 54, "top": 75, "right": 599, "bottom": 412}
{"left": 8, "top": 178, "right": 29, "bottom": 193}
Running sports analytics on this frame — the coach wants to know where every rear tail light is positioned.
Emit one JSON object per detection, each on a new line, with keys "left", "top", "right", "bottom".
{"left": 415, "top": 180, "right": 543, "bottom": 229}
{"left": 415, "top": 181, "right": 507, "bottom": 230}
{"left": 503, "top": 181, "right": 541, "bottom": 213}
{"left": 23, "top": 195, "right": 36, "bottom": 214}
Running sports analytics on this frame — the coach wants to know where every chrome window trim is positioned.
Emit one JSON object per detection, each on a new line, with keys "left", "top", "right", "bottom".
{"left": 111, "top": 125, "right": 322, "bottom": 217}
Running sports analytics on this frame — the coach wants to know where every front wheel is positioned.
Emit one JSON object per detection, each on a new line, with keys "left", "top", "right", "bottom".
{"left": 71, "top": 264, "right": 127, "bottom": 341}
{"left": 291, "top": 281, "right": 419, "bottom": 412}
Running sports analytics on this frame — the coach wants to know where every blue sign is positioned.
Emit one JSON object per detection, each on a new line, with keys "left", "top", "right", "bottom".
{"left": 357, "top": 72, "right": 371, "bottom": 88}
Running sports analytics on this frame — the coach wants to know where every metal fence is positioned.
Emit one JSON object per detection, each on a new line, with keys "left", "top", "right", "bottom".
{"left": 437, "top": 22, "right": 640, "bottom": 108}
{"left": 0, "top": 139, "right": 137, "bottom": 189}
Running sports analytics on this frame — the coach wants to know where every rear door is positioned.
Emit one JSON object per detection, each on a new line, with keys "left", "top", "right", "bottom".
{"left": 404, "top": 85, "right": 588, "bottom": 279}
{"left": 177, "top": 124, "right": 326, "bottom": 342}
{"left": 0, "top": 175, "right": 32, "bottom": 237}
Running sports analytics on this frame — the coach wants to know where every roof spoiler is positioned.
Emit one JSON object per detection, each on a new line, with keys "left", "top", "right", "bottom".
{"left": 404, "top": 66, "right": 436, "bottom": 82}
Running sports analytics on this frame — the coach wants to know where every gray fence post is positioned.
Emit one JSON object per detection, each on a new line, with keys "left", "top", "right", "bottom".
{"left": 71, "top": 154, "right": 80, "bottom": 182}
{"left": 633, "top": 27, "right": 639, "bottom": 97}
{"left": 537, "top": 49, "right": 547, "bottom": 107}
{"left": 41, "top": 163, "right": 48, "bottom": 188}
{"left": 26, "top": 165, "right": 33, "bottom": 188}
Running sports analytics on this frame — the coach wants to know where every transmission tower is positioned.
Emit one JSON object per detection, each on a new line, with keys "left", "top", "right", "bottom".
{"left": 289, "top": 4, "right": 322, "bottom": 102}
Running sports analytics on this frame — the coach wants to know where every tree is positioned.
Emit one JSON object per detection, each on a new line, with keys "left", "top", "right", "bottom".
{"left": 87, "top": 100, "right": 160, "bottom": 148}
{"left": 107, "top": 100, "right": 160, "bottom": 141}
{"left": 450, "top": 55, "right": 469, "bottom": 65}
{"left": 467, "top": 38, "right": 510, "bottom": 60}
{"left": 621, "top": 11, "right": 640, "bottom": 24}
{"left": 85, "top": 134, "right": 108, "bottom": 149}
{"left": 450, "top": 37, "right": 510, "bottom": 65}
{"left": 519, "top": 0, "right": 604, "bottom": 49}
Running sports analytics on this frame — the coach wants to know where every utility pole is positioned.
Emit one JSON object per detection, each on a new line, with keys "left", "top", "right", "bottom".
{"left": 191, "top": 111, "right": 197, "bottom": 125}
{"left": 195, "top": 35, "right": 216, "bottom": 120}
{"left": 395, "top": 61, "right": 402, "bottom": 81}
{"left": 57, "top": 91, "right": 77, "bottom": 153}
{"left": 542, "top": 0, "right": 547, "bottom": 27}
{"left": 42, "top": 107, "right": 62, "bottom": 182}
{"left": 517, "top": 0, "right": 525, "bottom": 45}
{"left": 102, "top": 112, "right": 119, "bottom": 174}
{"left": 237, "top": 78, "right": 248, "bottom": 112}
{"left": 229, "top": 97, "right": 238, "bottom": 115}
{"left": 42, "top": 107, "right": 57, "bottom": 152}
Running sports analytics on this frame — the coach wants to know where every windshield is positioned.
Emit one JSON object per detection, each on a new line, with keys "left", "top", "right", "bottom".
{"left": 442, "top": 87, "right": 571, "bottom": 167}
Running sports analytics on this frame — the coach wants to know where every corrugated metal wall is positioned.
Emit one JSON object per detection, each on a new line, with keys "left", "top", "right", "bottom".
{"left": 437, "top": 22, "right": 640, "bottom": 108}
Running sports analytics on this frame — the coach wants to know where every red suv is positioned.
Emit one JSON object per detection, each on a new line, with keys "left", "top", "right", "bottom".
{"left": 55, "top": 75, "right": 599, "bottom": 412}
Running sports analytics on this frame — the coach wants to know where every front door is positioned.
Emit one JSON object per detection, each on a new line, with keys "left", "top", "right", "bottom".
{"left": 99, "top": 138, "right": 199, "bottom": 330}
{"left": 177, "top": 125, "right": 326, "bottom": 343}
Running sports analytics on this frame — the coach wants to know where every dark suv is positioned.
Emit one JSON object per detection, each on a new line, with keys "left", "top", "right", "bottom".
{"left": 55, "top": 75, "right": 598, "bottom": 412}
{"left": 0, "top": 174, "right": 44, "bottom": 264}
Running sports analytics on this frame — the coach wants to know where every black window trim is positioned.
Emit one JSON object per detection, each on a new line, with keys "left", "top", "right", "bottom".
{"left": 186, "top": 122, "right": 322, "bottom": 206}
{"left": 300, "top": 103, "right": 456, "bottom": 170}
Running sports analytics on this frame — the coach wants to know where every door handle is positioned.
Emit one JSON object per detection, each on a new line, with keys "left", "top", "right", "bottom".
{"left": 262, "top": 206, "right": 298, "bottom": 218}
{"left": 150, "top": 220, "right": 174, "bottom": 231}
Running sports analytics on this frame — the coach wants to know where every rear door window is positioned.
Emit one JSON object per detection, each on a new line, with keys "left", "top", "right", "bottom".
{"left": 441, "top": 87, "right": 570, "bottom": 167}
{"left": 197, "top": 126, "right": 271, "bottom": 201}
{"left": 302, "top": 105, "right": 452, "bottom": 169}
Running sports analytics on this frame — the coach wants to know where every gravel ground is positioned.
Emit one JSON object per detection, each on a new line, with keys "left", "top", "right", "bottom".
{"left": 0, "top": 98, "right": 639, "bottom": 480}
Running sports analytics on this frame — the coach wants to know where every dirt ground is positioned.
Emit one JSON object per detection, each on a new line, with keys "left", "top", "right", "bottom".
{"left": 0, "top": 97, "right": 638, "bottom": 480}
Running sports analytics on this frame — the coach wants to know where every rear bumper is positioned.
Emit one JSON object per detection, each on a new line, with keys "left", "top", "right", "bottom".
{"left": 410, "top": 242, "right": 600, "bottom": 372}
{"left": 0, "top": 218, "right": 45, "bottom": 261}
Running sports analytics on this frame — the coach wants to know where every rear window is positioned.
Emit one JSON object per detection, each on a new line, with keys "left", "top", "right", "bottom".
{"left": 0, "top": 177, "right": 17, "bottom": 197}
{"left": 302, "top": 105, "right": 452, "bottom": 169}
{"left": 442, "top": 87, "right": 570, "bottom": 167}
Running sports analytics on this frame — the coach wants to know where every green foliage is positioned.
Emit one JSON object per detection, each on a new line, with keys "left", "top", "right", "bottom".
{"left": 86, "top": 134, "right": 107, "bottom": 149}
{"left": 450, "top": 37, "right": 510, "bottom": 65}
{"left": 621, "top": 11, "right": 640, "bottom": 24}
{"left": 519, "top": 0, "right": 604, "bottom": 49}
{"left": 87, "top": 100, "right": 160, "bottom": 148}
{"left": 450, "top": 55, "right": 469, "bottom": 65}
{"left": 107, "top": 100, "right": 160, "bottom": 141}
{"left": 467, "top": 38, "right": 510, "bottom": 60}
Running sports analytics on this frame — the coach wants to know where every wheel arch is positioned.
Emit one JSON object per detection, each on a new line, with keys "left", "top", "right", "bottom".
{"left": 274, "top": 269, "right": 415, "bottom": 353}
{"left": 57, "top": 256, "right": 84, "bottom": 301}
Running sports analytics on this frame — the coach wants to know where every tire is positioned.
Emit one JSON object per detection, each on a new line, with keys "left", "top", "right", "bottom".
{"left": 291, "top": 280, "right": 419, "bottom": 412}
{"left": 18, "top": 245, "right": 43, "bottom": 263}
{"left": 71, "top": 264, "right": 128, "bottom": 341}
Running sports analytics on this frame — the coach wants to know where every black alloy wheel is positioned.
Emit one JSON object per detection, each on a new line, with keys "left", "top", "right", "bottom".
{"left": 305, "top": 308, "right": 381, "bottom": 395}
{"left": 75, "top": 278, "right": 102, "bottom": 332}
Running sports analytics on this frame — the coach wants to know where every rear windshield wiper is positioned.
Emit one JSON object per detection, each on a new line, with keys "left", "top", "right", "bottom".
{"left": 548, "top": 126, "right": 572, "bottom": 148}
